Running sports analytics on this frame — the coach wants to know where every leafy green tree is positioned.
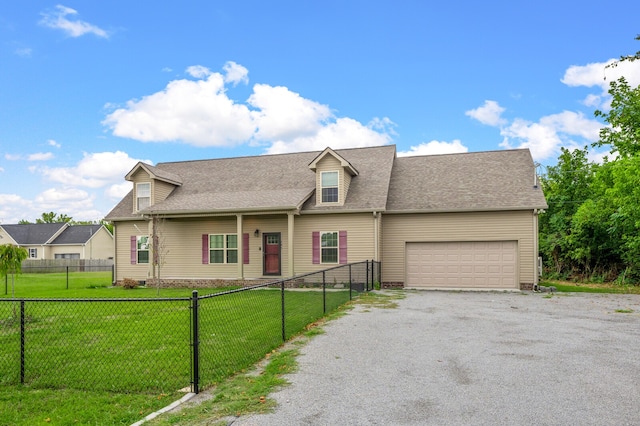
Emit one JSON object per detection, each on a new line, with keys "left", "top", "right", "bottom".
{"left": 539, "top": 147, "right": 594, "bottom": 275}
{"left": 0, "top": 244, "right": 28, "bottom": 297}
{"left": 594, "top": 77, "right": 640, "bottom": 158}
{"left": 35, "top": 212, "right": 72, "bottom": 224}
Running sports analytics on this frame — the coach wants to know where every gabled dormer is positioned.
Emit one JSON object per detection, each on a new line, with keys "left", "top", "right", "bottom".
{"left": 308, "top": 148, "right": 359, "bottom": 206}
{"left": 125, "top": 163, "right": 183, "bottom": 214}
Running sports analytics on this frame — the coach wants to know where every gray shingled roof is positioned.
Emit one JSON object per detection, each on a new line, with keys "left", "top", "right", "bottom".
{"left": 385, "top": 149, "right": 548, "bottom": 212}
{"left": 105, "top": 146, "right": 547, "bottom": 220}
{"left": 0, "top": 223, "right": 67, "bottom": 245}
{"left": 105, "top": 145, "right": 397, "bottom": 219}
{"left": 50, "top": 225, "right": 103, "bottom": 245}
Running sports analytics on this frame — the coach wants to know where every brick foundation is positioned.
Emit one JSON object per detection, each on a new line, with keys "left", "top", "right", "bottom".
{"left": 382, "top": 282, "right": 405, "bottom": 289}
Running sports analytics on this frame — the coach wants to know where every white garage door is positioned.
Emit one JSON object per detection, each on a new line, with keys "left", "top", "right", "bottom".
{"left": 406, "top": 241, "right": 518, "bottom": 289}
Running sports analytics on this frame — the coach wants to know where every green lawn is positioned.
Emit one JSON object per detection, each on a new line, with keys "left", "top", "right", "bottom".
{"left": 0, "top": 272, "right": 356, "bottom": 425}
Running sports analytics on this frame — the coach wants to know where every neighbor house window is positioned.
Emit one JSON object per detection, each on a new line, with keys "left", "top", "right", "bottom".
{"left": 321, "top": 231, "right": 338, "bottom": 263}
{"left": 55, "top": 253, "right": 80, "bottom": 259}
{"left": 136, "top": 183, "right": 151, "bottom": 211}
{"left": 137, "top": 235, "right": 150, "bottom": 264}
{"left": 209, "top": 234, "right": 238, "bottom": 264}
{"left": 321, "top": 171, "right": 339, "bottom": 203}
{"left": 28, "top": 248, "right": 38, "bottom": 259}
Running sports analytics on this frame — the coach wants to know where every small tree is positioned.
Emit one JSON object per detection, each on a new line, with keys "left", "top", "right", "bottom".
{"left": 0, "top": 244, "right": 28, "bottom": 298}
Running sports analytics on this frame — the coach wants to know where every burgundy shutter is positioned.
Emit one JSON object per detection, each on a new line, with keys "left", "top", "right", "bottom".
{"left": 202, "top": 234, "right": 209, "bottom": 264}
{"left": 243, "top": 233, "right": 250, "bottom": 264}
{"left": 312, "top": 231, "right": 320, "bottom": 264}
{"left": 130, "top": 236, "right": 137, "bottom": 264}
{"left": 339, "top": 231, "right": 348, "bottom": 264}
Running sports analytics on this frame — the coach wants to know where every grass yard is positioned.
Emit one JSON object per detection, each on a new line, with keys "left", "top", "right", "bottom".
{"left": 541, "top": 280, "right": 640, "bottom": 294}
{"left": 0, "top": 271, "right": 356, "bottom": 425}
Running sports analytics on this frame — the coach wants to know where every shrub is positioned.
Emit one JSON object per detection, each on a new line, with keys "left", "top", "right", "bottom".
{"left": 121, "top": 278, "right": 139, "bottom": 289}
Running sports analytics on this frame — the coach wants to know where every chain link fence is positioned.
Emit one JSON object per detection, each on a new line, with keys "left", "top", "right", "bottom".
{"left": 0, "top": 260, "right": 380, "bottom": 394}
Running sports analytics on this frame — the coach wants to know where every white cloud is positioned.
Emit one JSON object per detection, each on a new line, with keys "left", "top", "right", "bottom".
{"left": 0, "top": 167, "right": 4, "bottom": 173}
{"left": 39, "top": 5, "right": 109, "bottom": 38}
{"left": 397, "top": 140, "right": 469, "bottom": 157}
{"left": 465, "top": 100, "right": 506, "bottom": 126}
{"left": 265, "top": 117, "right": 394, "bottom": 154}
{"left": 562, "top": 59, "right": 640, "bottom": 109}
{"left": 106, "top": 182, "right": 133, "bottom": 200}
{"left": 104, "top": 62, "right": 395, "bottom": 154}
{"left": 249, "top": 84, "right": 332, "bottom": 141}
{"left": 5, "top": 154, "right": 21, "bottom": 161}
{"left": 48, "top": 139, "right": 62, "bottom": 148}
{"left": 186, "top": 65, "right": 212, "bottom": 79}
{"left": 37, "top": 151, "right": 150, "bottom": 188}
{"left": 15, "top": 47, "right": 32, "bottom": 57}
{"left": 103, "top": 71, "right": 255, "bottom": 147}
{"left": 223, "top": 61, "right": 249, "bottom": 86}
{"left": 28, "top": 152, "right": 54, "bottom": 161}
{"left": 499, "top": 111, "right": 601, "bottom": 161}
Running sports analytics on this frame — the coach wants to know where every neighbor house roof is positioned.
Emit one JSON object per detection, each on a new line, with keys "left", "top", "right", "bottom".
{"left": 50, "top": 224, "right": 103, "bottom": 245}
{"left": 385, "top": 149, "right": 548, "bottom": 212}
{"left": 105, "top": 145, "right": 397, "bottom": 219}
{"left": 0, "top": 223, "right": 68, "bottom": 245}
{"left": 0, "top": 223, "right": 107, "bottom": 246}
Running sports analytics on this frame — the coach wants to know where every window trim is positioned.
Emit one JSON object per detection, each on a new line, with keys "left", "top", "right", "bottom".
{"left": 136, "top": 235, "right": 150, "bottom": 264}
{"left": 320, "top": 231, "right": 339, "bottom": 264}
{"left": 320, "top": 171, "right": 339, "bottom": 203}
{"left": 136, "top": 182, "right": 151, "bottom": 212}
{"left": 209, "top": 233, "right": 238, "bottom": 264}
{"left": 28, "top": 248, "right": 38, "bottom": 259}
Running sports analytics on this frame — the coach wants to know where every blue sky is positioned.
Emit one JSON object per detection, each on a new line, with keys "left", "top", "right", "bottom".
{"left": 1, "top": 1, "right": 639, "bottom": 224}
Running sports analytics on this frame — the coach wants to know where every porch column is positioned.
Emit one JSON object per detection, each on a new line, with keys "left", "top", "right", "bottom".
{"left": 237, "top": 214, "right": 244, "bottom": 280}
{"left": 287, "top": 212, "right": 295, "bottom": 277}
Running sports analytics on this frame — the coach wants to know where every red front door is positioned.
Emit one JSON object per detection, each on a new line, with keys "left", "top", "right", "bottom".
{"left": 263, "top": 233, "right": 281, "bottom": 275}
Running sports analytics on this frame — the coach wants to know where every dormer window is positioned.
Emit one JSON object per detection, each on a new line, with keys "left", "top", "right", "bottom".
{"left": 321, "top": 171, "right": 339, "bottom": 203}
{"left": 136, "top": 183, "right": 151, "bottom": 211}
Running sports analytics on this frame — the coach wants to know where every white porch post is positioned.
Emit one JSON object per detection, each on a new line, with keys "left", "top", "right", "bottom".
{"left": 288, "top": 212, "right": 295, "bottom": 277}
{"left": 237, "top": 214, "right": 244, "bottom": 280}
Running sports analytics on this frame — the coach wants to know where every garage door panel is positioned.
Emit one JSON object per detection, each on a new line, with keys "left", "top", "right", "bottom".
{"left": 406, "top": 241, "right": 518, "bottom": 289}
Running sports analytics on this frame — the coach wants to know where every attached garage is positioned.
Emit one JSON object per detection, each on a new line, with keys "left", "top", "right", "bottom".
{"left": 405, "top": 241, "right": 518, "bottom": 289}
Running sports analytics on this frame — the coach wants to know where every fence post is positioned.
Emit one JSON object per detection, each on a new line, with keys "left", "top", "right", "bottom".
{"left": 322, "top": 271, "right": 326, "bottom": 314}
{"left": 280, "top": 280, "right": 287, "bottom": 342}
{"left": 365, "top": 260, "right": 370, "bottom": 291}
{"left": 349, "top": 264, "right": 352, "bottom": 300}
{"left": 4, "top": 275, "right": 6, "bottom": 295}
{"left": 66, "top": 266, "right": 69, "bottom": 290}
{"left": 20, "top": 300, "right": 25, "bottom": 384}
{"left": 191, "top": 290, "right": 200, "bottom": 394}
{"left": 111, "top": 264, "right": 115, "bottom": 286}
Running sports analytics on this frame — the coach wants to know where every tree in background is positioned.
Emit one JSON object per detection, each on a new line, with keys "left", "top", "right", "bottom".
{"left": 17, "top": 213, "right": 113, "bottom": 235}
{"left": 539, "top": 36, "right": 640, "bottom": 283}
{"left": 0, "top": 244, "right": 28, "bottom": 297}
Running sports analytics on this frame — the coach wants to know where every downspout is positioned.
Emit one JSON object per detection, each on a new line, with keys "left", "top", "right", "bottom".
{"left": 237, "top": 214, "right": 243, "bottom": 280}
{"left": 533, "top": 209, "right": 539, "bottom": 290}
{"left": 373, "top": 211, "right": 379, "bottom": 261}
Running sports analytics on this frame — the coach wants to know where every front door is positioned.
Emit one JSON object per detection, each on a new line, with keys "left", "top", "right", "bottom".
{"left": 263, "top": 233, "right": 281, "bottom": 275}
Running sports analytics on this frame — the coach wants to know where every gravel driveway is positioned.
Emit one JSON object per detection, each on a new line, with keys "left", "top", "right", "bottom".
{"left": 235, "top": 290, "right": 640, "bottom": 426}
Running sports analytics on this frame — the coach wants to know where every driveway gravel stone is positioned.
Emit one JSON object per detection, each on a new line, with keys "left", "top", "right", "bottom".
{"left": 235, "top": 291, "right": 640, "bottom": 425}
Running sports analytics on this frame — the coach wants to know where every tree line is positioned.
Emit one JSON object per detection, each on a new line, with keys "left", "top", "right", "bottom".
{"left": 539, "top": 36, "right": 640, "bottom": 284}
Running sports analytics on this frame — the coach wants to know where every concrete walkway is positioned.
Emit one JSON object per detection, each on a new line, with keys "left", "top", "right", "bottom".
{"left": 235, "top": 290, "right": 640, "bottom": 425}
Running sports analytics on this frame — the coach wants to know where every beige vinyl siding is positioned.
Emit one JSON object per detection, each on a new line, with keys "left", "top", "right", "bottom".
{"left": 294, "top": 212, "right": 375, "bottom": 275}
{"left": 381, "top": 210, "right": 536, "bottom": 286}
{"left": 114, "top": 221, "right": 151, "bottom": 281}
{"left": 315, "top": 155, "right": 343, "bottom": 205}
{"left": 153, "top": 180, "right": 176, "bottom": 204}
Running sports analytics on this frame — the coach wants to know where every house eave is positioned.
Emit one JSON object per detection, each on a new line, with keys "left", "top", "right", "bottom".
{"left": 383, "top": 205, "right": 548, "bottom": 214}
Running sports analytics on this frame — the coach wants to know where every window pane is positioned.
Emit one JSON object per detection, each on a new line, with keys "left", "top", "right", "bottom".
{"left": 137, "top": 236, "right": 149, "bottom": 250}
{"left": 138, "top": 250, "right": 149, "bottom": 264}
{"left": 210, "top": 250, "right": 224, "bottom": 264}
{"left": 322, "top": 187, "right": 338, "bottom": 203}
{"left": 322, "top": 172, "right": 338, "bottom": 187}
{"left": 137, "top": 183, "right": 150, "bottom": 197}
{"left": 137, "top": 197, "right": 150, "bottom": 211}
{"left": 227, "top": 249, "right": 238, "bottom": 264}
{"left": 210, "top": 235, "right": 224, "bottom": 249}
{"left": 226, "top": 234, "right": 237, "bottom": 249}
{"left": 321, "top": 232, "right": 338, "bottom": 247}
{"left": 322, "top": 248, "right": 338, "bottom": 263}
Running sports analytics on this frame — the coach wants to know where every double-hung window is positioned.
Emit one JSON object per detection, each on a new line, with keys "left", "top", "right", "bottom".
{"left": 321, "top": 171, "right": 339, "bottom": 203}
{"left": 28, "top": 248, "right": 38, "bottom": 259}
{"left": 136, "top": 183, "right": 151, "bottom": 211}
{"left": 209, "top": 234, "right": 238, "bottom": 264}
{"left": 137, "top": 235, "right": 150, "bottom": 264}
{"left": 321, "top": 231, "right": 338, "bottom": 263}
